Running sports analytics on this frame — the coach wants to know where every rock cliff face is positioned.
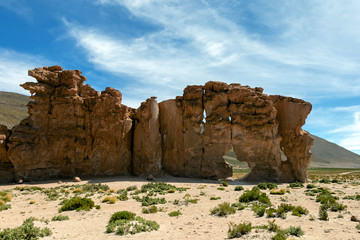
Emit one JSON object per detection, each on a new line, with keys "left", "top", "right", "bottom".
{"left": 0, "top": 66, "right": 313, "bottom": 183}
{"left": 7, "top": 66, "right": 133, "bottom": 180}
{"left": 0, "top": 124, "right": 14, "bottom": 183}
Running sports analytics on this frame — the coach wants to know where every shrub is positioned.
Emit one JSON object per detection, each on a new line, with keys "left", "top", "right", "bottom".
{"left": 0, "top": 204, "right": 11, "bottom": 212}
{"left": 141, "top": 182, "right": 186, "bottom": 194}
{"left": 106, "top": 211, "right": 159, "bottom": 235}
{"left": 210, "top": 196, "right": 221, "bottom": 200}
{"left": 59, "top": 197, "right": 94, "bottom": 212}
{"left": 356, "top": 224, "right": 360, "bottom": 230}
{"left": 169, "top": 210, "right": 182, "bottom": 217}
{"left": 133, "top": 196, "right": 166, "bottom": 206}
{"left": 252, "top": 204, "right": 266, "bottom": 217}
{"left": 319, "top": 205, "right": 328, "bottom": 221}
{"left": 272, "top": 230, "right": 287, "bottom": 240}
{"left": 257, "top": 183, "right": 278, "bottom": 190}
{"left": 102, "top": 196, "right": 117, "bottom": 204}
{"left": 117, "top": 191, "right": 128, "bottom": 201}
{"left": 167, "top": 189, "right": 176, "bottom": 193}
{"left": 73, "top": 188, "right": 82, "bottom": 193}
{"left": 142, "top": 206, "right": 158, "bottom": 214}
{"left": 343, "top": 194, "right": 360, "bottom": 201}
{"left": 228, "top": 222, "right": 252, "bottom": 238}
{"left": 270, "top": 189, "right": 286, "bottom": 195}
{"left": 217, "top": 187, "right": 225, "bottom": 191}
{"left": 306, "top": 184, "right": 316, "bottom": 189}
{"left": 0, "top": 218, "right": 51, "bottom": 239}
{"left": 109, "top": 211, "right": 136, "bottom": 224}
{"left": 289, "top": 182, "right": 304, "bottom": 188}
{"left": 285, "top": 226, "right": 304, "bottom": 237}
{"left": 234, "top": 186, "right": 244, "bottom": 191}
{"left": 52, "top": 215, "right": 69, "bottom": 221}
{"left": 266, "top": 208, "right": 277, "bottom": 218}
{"left": 126, "top": 185, "right": 137, "bottom": 191}
{"left": 268, "top": 220, "right": 280, "bottom": 232}
{"left": 319, "top": 178, "right": 331, "bottom": 184}
{"left": 95, "top": 205, "right": 101, "bottom": 210}
{"left": 210, "top": 202, "right": 236, "bottom": 216}
{"left": 221, "top": 181, "right": 229, "bottom": 187}
{"left": 239, "top": 187, "right": 271, "bottom": 205}
{"left": 29, "top": 200, "right": 36, "bottom": 204}
{"left": 291, "top": 206, "right": 309, "bottom": 217}
{"left": 82, "top": 183, "right": 110, "bottom": 192}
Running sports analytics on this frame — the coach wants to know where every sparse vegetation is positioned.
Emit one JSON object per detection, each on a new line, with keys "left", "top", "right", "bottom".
{"left": 234, "top": 186, "right": 244, "bottom": 191}
{"left": 239, "top": 187, "right": 271, "bottom": 205}
{"left": 210, "top": 202, "right": 236, "bottom": 216}
{"left": 169, "top": 210, "right": 182, "bottom": 217}
{"left": 142, "top": 206, "right": 158, "bottom": 214}
{"left": 228, "top": 222, "right": 252, "bottom": 238}
{"left": 288, "top": 182, "right": 304, "bottom": 188}
{"left": 102, "top": 196, "right": 117, "bottom": 204}
{"left": 257, "top": 183, "right": 277, "bottom": 190}
{"left": 132, "top": 195, "right": 166, "bottom": 206}
{"left": 221, "top": 181, "right": 228, "bottom": 187}
{"left": 106, "top": 211, "right": 159, "bottom": 235}
{"left": 52, "top": 215, "right": 69, "bottom": 221}
{"left": 0, "top": 218, "right": 52, "bottom": 239}
{"left": 59, "top": 197, "right": 94, "bottom": 212}
{"left": 270, "top": 189, "right": 286, "bottom": 195}
{"left": 285, "top": 226, "right": 304, "bottom": 237}
{"left": 210, "top": 196, "right": 221, "bottom": 200}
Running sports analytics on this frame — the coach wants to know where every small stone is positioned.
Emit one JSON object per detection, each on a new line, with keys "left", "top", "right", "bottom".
{"left": 58, "top": 181, "right": 63, "bottom": 184}
{"left": 74, "top": 177, "right": 81, "bottom": 182}
{"left": 351, "top": 215, "right": 360, "bottom": 222}
{"left": 17, "top": 179, "right": 23, "bottom": 184}
{"left": 324, "top": 229, "right": 331, "bottom": 233}
{"left": 147, "top": 175, "right": 154, "bottom": 181}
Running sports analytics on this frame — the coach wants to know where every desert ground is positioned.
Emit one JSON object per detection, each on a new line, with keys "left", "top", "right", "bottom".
{"left": 0, "top": 170, "right": 359, "bottom": 240}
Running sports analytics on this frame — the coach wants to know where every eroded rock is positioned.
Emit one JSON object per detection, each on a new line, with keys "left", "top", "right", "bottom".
{"left": 1, "top": 66, "right": 313, "bottom": 183}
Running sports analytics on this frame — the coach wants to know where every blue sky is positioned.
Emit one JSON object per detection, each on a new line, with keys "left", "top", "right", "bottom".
{"left": 0, "top": 0, "right": 359, "bottom": 154}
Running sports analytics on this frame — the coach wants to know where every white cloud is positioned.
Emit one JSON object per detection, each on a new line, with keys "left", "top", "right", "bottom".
{"left": 0, "top": 49, "right": 48, "bottom": 95}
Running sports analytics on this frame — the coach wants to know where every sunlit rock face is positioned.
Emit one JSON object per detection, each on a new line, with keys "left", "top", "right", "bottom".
{"left": 2, "top": 66, "right": 313, "bottom": 183}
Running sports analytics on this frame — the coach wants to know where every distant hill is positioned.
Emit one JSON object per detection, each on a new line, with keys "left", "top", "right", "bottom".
{"left": 1, "top": 91, "right": 360, "bottom": 168}
{"left": 0, "top": 91, "right": 30, "bottom": 128}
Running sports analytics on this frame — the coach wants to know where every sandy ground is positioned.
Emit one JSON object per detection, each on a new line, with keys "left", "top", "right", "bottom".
{"left": 0, "top": 176, "right": 359, "bottom": 240}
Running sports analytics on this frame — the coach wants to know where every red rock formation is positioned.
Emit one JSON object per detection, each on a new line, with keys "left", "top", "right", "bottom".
{"left": 2, "top": 66, "right": 313, "bottom": 183}
{"left": 0, "top": 124, "right": 14, "bottom": 182}
{"left": 270, "top": 96, "right": 313, "bottom": 182}
{"left": 7, "top": 66, "right": 133, "bottom": 181}
{"left": 133, "top": 97, "right": 162, "bottom": 176}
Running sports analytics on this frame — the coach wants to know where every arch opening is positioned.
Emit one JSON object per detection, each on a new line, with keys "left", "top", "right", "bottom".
{"left": 223, "top": 145, "right": 251, "bottom": 179}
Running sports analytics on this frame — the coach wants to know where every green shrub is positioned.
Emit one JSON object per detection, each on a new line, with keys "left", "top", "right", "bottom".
{"left": 141, "top": 182, "right": 186, "bottom": 194}
{"left": 356, "top": 224, "right": 360, "bottom": 230}
{"left": 0, "top": 204, "right": 11, "bottom": 212}
{"left": 167, "top": 189, "right": 176, "bottom": 193}
{"left": 142, "top": 206, "right": 158, "bottom": 214}
{"left": 117, "top": 191, "right": 128, "bottom": 201}
{"left": 239, "top": 187, "right": 271, "bottom": 205}
{"left": 285, "top": 226, "right": 304, "bottom": 237}
{"left": 343, "top": 194, "right": 360, "bottom": 200}
{"left": 252, "top": 204, "right": 266, "bottom": 217}
{"left": 106, "top": 212, "right": 159, "bottom": 235}
{"left": 257, "top": 183, "right": 278, "bottom": 190}
{"left": 291, "top": 206, "right": 309, "bottom": 217}
{"left": 126, "top": 185, "right": 137, "bottom": 191}
{"left": 109, "top": 211, "right": 136, "bottom": 224}
{"left": 0, "top": 218, "right": 52, "bottom": 239}
{"left": 51, "top": 215, "right": 69, "bottom": 221}
{"left": 210, "top": 202, "right": 236, "bottom": 216}
{"left": 306, "top": 184, "right": 316, "bottom": 189}
{"left": 228, "top": 222, "right": 252, "bottom": 238}
{"left": 217, "top": 187, "right": 225, "bottom": 191}
{"left": 221, "top": 181, "right": 229, "bottom": 187}
{"left": 168, "top": 210, "right": 182, "bottom": 217}
{"left": 82, "top": 183, "right": 110, "bottom": 192}
{"left": 266, "top": 208, "right": 277, "bottom": 218}
{"left": 210, "top": 196, "right": 221, "bottom": 200}
{"left": 289, "top": 182, "right": 304, "bottom": 188}
{"left": 319, "top": 178, "right": 331, "bottom": 184}
{"left": 234, "top": 186, "right": 244, "bottom": 191}
{"left": 319, "top": 205, "right": 328, "bottom": 221}
{"left": 133, "top": 196, "right": 166, "bottom": 206}
{"left": 231, "top": 203, "right": 246, "bottom": 210}
{"left": 268, "top": 220, "right": 280, "bottom": 232}
{"left": 59, "top": 197, "right": 94, "bottom": 212}
{"left": 272, "top": 230, "right": 287, "bottom": 240}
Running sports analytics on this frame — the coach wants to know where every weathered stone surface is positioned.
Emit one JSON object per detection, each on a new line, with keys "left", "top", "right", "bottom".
{"left": 0, "top": 124, "right": 14, "bottom": 183}
{"left": 133, "top": 97, "right": 162, "bottom": 176}
{"left": 7, "top": 66, "right": 133, "bottom": 181}
{"left": 270, "top": 95, "right": 313, "bottom": 182}
{"left": 1, "top": 66, "right": 313, "bottom": 183}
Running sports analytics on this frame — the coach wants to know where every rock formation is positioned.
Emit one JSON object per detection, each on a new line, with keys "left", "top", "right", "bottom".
{"left": 0, "top": 66, "right": 313, "bottom": 183}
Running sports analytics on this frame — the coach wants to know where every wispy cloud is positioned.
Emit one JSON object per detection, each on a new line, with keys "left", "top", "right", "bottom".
{"left": 0, "top": 49, "right": 48, "bottom": 94}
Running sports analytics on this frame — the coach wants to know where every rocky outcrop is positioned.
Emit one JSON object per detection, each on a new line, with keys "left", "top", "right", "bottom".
{"left": 0, "top": 124, "right": 14, "bottom": 183}
{"left": 7, "top": 66, "right": 133, "bottom": 181}
{"left": 1, "top": 66, "right": 313, "bottom": 183}
{"left": 270, "top": 96, "right": 314, "bottom": 182}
